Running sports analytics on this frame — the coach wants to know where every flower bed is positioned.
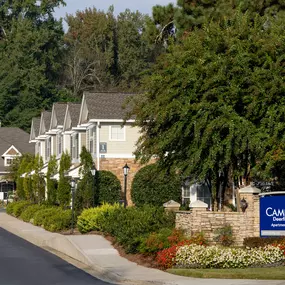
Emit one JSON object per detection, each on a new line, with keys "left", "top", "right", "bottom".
{"left": 175, "top": 244, "right": 285, "bottom": 269}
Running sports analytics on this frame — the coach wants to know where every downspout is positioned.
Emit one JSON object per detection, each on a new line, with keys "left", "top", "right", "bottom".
{"left": 96, "top": 122, "right": 100, "bottom": 170}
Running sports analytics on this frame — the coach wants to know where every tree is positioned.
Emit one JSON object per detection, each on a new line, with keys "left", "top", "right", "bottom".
{"left": 46, "top": 155, "right": 58, "bottom": 205}
{"left": 12, "top": 154, "right": 34, "bottom": 200}
{"left": 117, "top": 10, "right": 153, "bottom": 90}
{"left": 130, "top": 11, "right": 285, "bottom": 208}
{"left": 0, "top": 0, "right": 65, "bottom": 130}
{"left": 131, "top": 164, "right": 181, "bottom": 207}
{"left": 32, "top": 154, "right": 45, "bottom": 203}
{"left": 95, "top": 171, "right": 121, "bottom": 205}
{"left": 75, "top": 146, "right": 94, "bottom": 212}
{"left": 57, "top": 151, "right": 71, "bottom": 207}
{"left": 64, "top": 7, "right": 117, "bottom": 96}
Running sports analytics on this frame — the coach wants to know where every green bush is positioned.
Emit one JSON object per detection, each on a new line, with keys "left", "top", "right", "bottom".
{"left": 20, "top": 204, "right": 46, "bottom": 222}
{"left": 131, "top": 164, "right": 181, "bottom": 207}
{"left": 43, "top": 208, "right": 72, "bottom": 232}
{"left": 77, "top": 203, "right": 120, "bottom": 233}
{"left": 99, "top": 205, "right": 176, "bottom": 253}
{"left": 33, "top": 207, "right": 57, "bottom": 226}
{"left": 243, "top": 237, "right": 285, "bottom": 248}
{"left": 6, "top": 201, "right": 17, "bottom": 215}
{"left": 12, "top": 201, "right": 31, "bottom": 217}
{"left": 96, "top": 171, "right": 121, "bottom": 204}
{"left": 33, "top": 207, "right": 72, "bottom": 232}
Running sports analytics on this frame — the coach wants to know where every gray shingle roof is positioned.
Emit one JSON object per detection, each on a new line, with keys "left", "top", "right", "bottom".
{"left": 32, "top": 117, "right": 41, "bottom": 138}
{"left": 69, "top": 103, "right": 81, "bottom": 128}
{"left": 43, "top": 111, "right": 51, "bottom": 133}
{"left": 54, "top": 103, "right": 67, "bottom": 127}
{"left": 0, "top": 128, "right": 34, "bottom": 173}
{"left": 85, "top": 92, "right": 135, "bottom": 121}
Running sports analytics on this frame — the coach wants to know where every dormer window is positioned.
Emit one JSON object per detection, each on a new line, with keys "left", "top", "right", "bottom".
{"left": 5, "top": 158, "right": 13, "bottom": 166}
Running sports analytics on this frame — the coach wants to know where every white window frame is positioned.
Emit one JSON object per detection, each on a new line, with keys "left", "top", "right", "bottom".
{"left": 109, "top": 125, "right": 126, "bottom": 141}
{"left": 71, "top": 133, "right": 79, "bottom": 161}
{"left": 5, "top": 158, "right": 13, "bottom": 166}
{"left": 87, "top": 125, "right": 95, "bottom": 154}
{"left": 57, "top": 132, "right": 62, "bottom": 156}
{"left": 46, "top": 137, "right": 51, "bottom": 161}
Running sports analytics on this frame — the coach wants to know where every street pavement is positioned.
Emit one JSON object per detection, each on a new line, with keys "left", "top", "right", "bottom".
{"left": 0, "top": 227, "right": 113, "bottom": 285}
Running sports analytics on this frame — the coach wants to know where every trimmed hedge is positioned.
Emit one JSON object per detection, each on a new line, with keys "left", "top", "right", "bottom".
{"left": 96, "top": 171, "right": 121, "bottom": 204}
{"left": 131, "top": 164, "right": 181, "bottom": 207}
{"left": 77, "top": 204, "right": 176, "bottom": 253}
{"left": 244, "top": 237, "right": 285, "bottom": 248}
{"left": 77, "top": 203, "right": 120, "bottom": 233}
{"left": 20, "top": 204, "right": 45, "bottom": 222}
{"left": 7, "top": 201, "right": 31, "bottom": 217}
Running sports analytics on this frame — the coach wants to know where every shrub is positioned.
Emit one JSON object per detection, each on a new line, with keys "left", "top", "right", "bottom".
{"left": 175, "top": 244, "right": 285, "bottom": 269}
{"left": 33, "top": 207, "right": 72, "bottom": 232}
{"left": 131, "top": 164, "right": 181, "bottom": 207}
{"left": 213, "top": 224, "right": 234, "bottom": 246}
{"left": 244, "top": 237, "right": 285, "bottom": 248}
{"left": 100, "top": 205, "right": 175, "bottom": 253}
{"left": 96, "top": 171, "right": 121, "bottom": 205}
{"left": 43, "top": 208, "right": 72, "bottom": 232}
{"left": 77, "top": 203, "right": 120, "bottom": 233}
{"left": 20, "top": 204, "right": 46, "bottom": 222}
{"left": 33, "top": 207, "right": 57, "bottom": 226}
{"left": 6, "top": 201, "right": 17, "bottom": 215}
{"left": 12, "top": 201, "right": 31, "bottom": 217}
{"left": 157, "top": 245, "right": 178, "bottom": 269}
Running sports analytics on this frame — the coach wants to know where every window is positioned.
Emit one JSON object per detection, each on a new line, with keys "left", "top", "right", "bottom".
{"left": 71, "top": 133, "right": 78, "bottom": 160}
{"left": 196, "top": 183, "right": 211, "bottom": 208}
{"left": 45, "top": 137, "right": 51, "bottom": 160}
{"left": 5, "top": 158, "right": 12, "bottom": 166}
{"left": 110, "top": 125, "right": 125, "bottom": 141}
{"left": 87, "top": 126, "right": 95, "bottom": 154}
{"left": 57, "top": 133, "right": 62, "bottom": 156}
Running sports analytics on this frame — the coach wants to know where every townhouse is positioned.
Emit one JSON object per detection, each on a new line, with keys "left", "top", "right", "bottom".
{"left": 30, "top": 93, "right": 142, "bottom": 204}
{"left": 29, "top": 92, "right": 215, "bottom": 208}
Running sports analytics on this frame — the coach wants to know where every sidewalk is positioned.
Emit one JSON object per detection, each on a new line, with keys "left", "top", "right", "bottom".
{"left": 0, "top": 212, "right": 284, "bottom": 285}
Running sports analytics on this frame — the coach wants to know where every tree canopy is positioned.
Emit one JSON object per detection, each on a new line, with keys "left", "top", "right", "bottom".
{"left": 130, "top": 10, "right": 285, "bottom": 204}
{"left": 0, "top": 0, "right": 66, "bottom": 130}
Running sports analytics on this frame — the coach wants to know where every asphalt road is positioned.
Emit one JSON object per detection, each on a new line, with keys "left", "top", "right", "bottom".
{"left": 0, "top": 227, "right": 114, "bottom": 285}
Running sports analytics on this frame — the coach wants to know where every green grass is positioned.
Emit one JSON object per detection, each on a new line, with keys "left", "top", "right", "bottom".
{"left": 167, "top": 267, "right": 285, "bottom": 280}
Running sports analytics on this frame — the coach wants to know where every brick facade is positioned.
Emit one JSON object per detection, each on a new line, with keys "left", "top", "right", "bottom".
{"left": 99, "top": 158, "right": 156, "bottom": 205}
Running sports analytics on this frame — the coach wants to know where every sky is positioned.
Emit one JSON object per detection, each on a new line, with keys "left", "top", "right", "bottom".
{"left": 54, "top": 0, "right": 174, "bottom": 29}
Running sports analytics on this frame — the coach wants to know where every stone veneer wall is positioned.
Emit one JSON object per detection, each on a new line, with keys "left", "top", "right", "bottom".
{"left": 176, "top": 192, "right": 260, "bottom": 246}
{"left": 99, "top": 158, "right": 155, "bottom": 205}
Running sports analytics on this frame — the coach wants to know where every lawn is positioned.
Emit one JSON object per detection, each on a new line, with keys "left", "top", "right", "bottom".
{"left": 167, "top": 267, "right": 285, "bottom": 280}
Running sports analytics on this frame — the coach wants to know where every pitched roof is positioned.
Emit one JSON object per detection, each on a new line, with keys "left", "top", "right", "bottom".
{"left": 69, "top": 103, "right": 81, "bottom": 128}
{"left": 84, "top": 92, "right": 135, "bottom": 121}
{"left": 53, "top": 103, "right": 67, "bottom": 127}
{"left": 32, "top": 117, "right": 41, "bottom": 138}
{"left": 0, "top": 128, "right": 34, "bottom": 173}
{"left": 40, "top": 111, "right": 52, "bottom": 135}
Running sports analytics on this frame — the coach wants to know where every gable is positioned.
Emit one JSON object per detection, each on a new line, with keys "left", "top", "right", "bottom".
{"left": 2, "top": 145, "right": 21, "bottom": 157}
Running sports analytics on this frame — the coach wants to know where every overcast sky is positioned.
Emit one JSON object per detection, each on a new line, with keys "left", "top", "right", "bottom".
{"left": 54, "top": 0, "right": 174, "bottom": 29}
